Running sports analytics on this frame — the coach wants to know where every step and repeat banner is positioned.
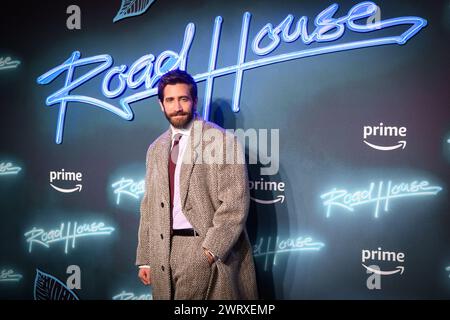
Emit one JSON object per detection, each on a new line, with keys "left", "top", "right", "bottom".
{"left": 1, "top": 0, "right": 449, "bottom": 300}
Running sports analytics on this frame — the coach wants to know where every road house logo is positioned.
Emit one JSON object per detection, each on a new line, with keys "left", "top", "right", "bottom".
{"left": 362, "top": 247, "right": 405, "bottom": 290}
{"left": 0, "top": 162, "right": 21, "bottom": 176}
{"left": 0, "top": 56, "right": 21, "bottom": 71}
{"left": 0, "top": 269, "right": 23, "bottom": 282}
{"left": 253, "top": 235, "right": 325, "bottom": 271}
{"left": 113, "top": 291, "right": 153, "bottom": 300}
{"left": 49, "top": 169, "right": 83, "bottom": 193}
{"left": 363, "top": 123, "right": 407, "bottom": 151}
{"left": 24, "top": 221, "right": 115, "bottom": 254}
{"left": 250, "top": 178, "right": 285, "bottom": 205}
{"left": 112, "top": 177, "right": 145, "bottom": 205}
{"left": 37, "top": 2, "right": 427, "bottom": 144}
{"left": 320, "top": 179, "right": 442, "bottom": 218}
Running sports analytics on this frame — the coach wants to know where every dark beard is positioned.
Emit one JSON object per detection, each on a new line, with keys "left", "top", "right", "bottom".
{"left": 164, "top": 109, "right": 194, "bottom": 129}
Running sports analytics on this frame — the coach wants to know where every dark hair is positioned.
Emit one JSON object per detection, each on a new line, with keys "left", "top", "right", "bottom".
{"left": 157, "top": 69, "right": 197, "bottom": 102}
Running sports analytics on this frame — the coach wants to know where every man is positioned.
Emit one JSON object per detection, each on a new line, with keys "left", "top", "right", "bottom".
{"left": 136, "top": 69, "right": 258, "bottom": 300}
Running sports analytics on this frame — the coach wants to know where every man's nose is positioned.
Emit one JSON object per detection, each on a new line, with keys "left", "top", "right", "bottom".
{"left": 175, "top": 101, "right": 183, "bottom": 112}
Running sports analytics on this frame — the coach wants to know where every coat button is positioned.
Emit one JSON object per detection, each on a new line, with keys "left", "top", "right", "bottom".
{"left": 161, "top": 265, "right": 165, "bottom": 271}
{"left": 160, "top": 234, "right": 164, "bottom": 240}
{"left": 160, "top": 202, "right": 164, "bottom": 208}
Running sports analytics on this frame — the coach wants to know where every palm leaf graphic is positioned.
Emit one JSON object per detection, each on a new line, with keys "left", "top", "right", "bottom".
{"left": 34, "top": 269, "right": 79, "bottom": 300}
{"left": 113, "top": 0, "right": 156, "bottom": 23}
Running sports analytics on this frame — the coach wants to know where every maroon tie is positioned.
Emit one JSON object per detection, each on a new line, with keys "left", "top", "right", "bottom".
{"left": 169, "top": 133, "right": 182, "bottom": 228}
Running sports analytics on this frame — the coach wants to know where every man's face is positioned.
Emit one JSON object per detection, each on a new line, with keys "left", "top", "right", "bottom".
{"left": 159, "top": 83, "right": 197, "bottom": 129}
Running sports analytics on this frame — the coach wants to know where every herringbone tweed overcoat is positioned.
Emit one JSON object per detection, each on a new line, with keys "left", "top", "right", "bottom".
{"left": 136, "top": 116, "right": 258, "bottom": 300}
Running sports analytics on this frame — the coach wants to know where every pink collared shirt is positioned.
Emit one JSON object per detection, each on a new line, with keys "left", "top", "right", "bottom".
{"left": 170, "top": 120, "right": 194, "bottom": 230}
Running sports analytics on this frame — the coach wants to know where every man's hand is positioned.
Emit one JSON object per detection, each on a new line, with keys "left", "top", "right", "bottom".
{"left": 138, "top": 267, "right": 151, "bottom": 285}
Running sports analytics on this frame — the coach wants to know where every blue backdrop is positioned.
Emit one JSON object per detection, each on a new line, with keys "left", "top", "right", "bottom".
{"left": 0, "top": 0, "right": 449, "bottom": 299}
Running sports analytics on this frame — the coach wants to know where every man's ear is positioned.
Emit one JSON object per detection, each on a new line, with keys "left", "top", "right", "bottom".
{"left": 159, "top": 100, "right": 165, "bottom": 112}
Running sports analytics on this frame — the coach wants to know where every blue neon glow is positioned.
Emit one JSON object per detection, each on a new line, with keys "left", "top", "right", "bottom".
{"left": 24, "top": 221, "right": 115, "bottom": 254}
{"left": 37, "top": 2, "right": 427, "bottom": 144}
{"left": 320, "top": 180, "right": 442, "bottom": 218}
{"left": 0, "top": 162, "right": 22, "bottom": 175}
{"left": 0, "top": 56, "right": 20, "bottom": 70}
{"left": 446, "top": 266, "right": 450, "bottom": 278}
{"left": 36, "top": 23, "right": 193, "bottom": 144}
{"left": 0, "top": 269, "right": 23, "bottom": 282}
{"left": 112, "top": 291, "right": 152, "bottom": 300}
{"left": 111, "top": 177, "right": 145, "bottom": 205}
{"left": 253, "top": 236, "right": 325, "bottom": 271}
{"left": 202, "top": 16, "right": 223, "bottom": 120}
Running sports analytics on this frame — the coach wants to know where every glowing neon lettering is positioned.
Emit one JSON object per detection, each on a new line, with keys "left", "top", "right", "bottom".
{"left": 36, "top": 23, "right": 193, "bottom": 144}
{"left": 0, "top": 162, "right": 22, "bottom": 175}
{"left": 321, "top": 180, "right": 442, "bottom": 218}
{"left": 37, "top": 2, "right": 427, "bottom": 144}
{"left": 0, "top": 56, "right": 20, "bottom": 70}
{"left": 24, "top": 221, "right": 115, "bottom": 254}
{"left": 112, "top": 291, "right": 152, "bottom": 300}
{"left": 253, "top": 236, "right": 325, "bottom": 271}
{"left": 0, "top": 269, "right": 23, "bottom": 282}
{"left": 111, "top": 177, "right": 145, "bottom": 205}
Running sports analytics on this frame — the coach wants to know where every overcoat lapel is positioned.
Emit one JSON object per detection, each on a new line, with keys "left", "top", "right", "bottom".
{"left": 179, "top": 118, "right": 203, "bottom": 211}
{"left": 154, "top": 129, "right": 172, "bottom": 205}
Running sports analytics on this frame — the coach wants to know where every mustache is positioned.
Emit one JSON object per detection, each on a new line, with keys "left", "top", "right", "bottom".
{"left": 170, "top": 111, "right": 189, "bottom": 117}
